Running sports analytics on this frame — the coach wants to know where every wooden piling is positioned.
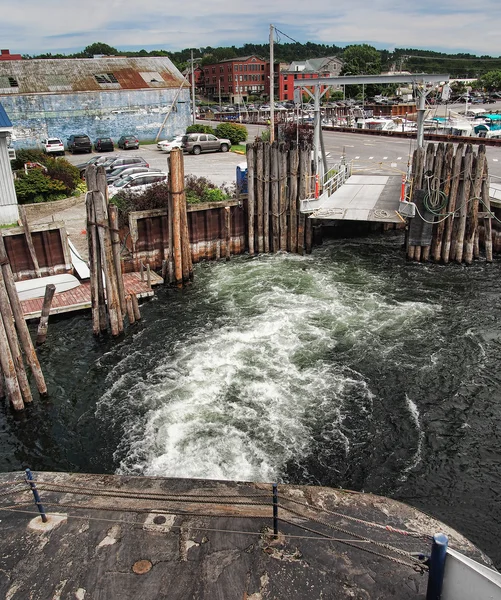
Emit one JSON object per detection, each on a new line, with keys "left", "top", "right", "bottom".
{"left": 423, "top": 142, "right": 444, "bottom": 262}
{"left": 432, "top": 143, "right": 453, "bottom": 262}
{"left": 263, "top": 142, "right": 270, "bottom": 253}
{"left": 169, "top": 150, "right": 184, "bottom": 284}
{"left": 0, "top": 235, "right": 47, "bottom": 397}
{"left": 279, "top": 142, "right": 288, "bottom": 251}
{"left": 455, "top": 146, "right": 474, "bottom": 264}
{"left": 36, "top": 284, "right": 56, "bottom": 346}
{"left": 271, "top": 141, "right": 280, "bottom": 252}
{"left": 256, "top": 142, "right": 264, "bottom": 253}
{"left": 482, "top": 170, "right": 493, "bottom": 263}
{"left": 0, "top": 272, "right": 32, "bottom": 404}
{"left": 126, "top": 295, "right": 135, "bottom": 325}
{"left": 298, "top": 143, "right": 309, "bottom": 255}
{"left": 131, "top": 293, "right": 141, "bottom": 321}
{"left": 289, "top": 143, "right": 299, "bottom": 254}
{"left": 18, "top": 205, "right": 41, "bottom": 277}
{"left": 407, "top": 146, "right": 425, "bottom": 260}
{"left": 246, "top": 143, "right": 255, "bottom": 255}
{"left": 109, "top": 205, "right": 126, "bottom": 314}
{"left": 0, "top": 312, "right": 24, "bottom": 410}
{"left": 442, "top": 143, "right": 464, "bottom": 264}
{"left": 224, "top": 206, "right": 231, "bottom": 261}
{"left": 464, "top": 145, "right": 485, "bottom": 265}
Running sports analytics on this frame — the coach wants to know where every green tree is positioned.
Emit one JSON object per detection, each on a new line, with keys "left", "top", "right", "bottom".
{"left": 341, "top": 44, "right": 381, "bottom": 75}
{"left": 214, "top": 123, "right": 248, "bottom": 145}
{"left": 477, "top": 70, "right": 501, "bottom": 92}
{"left": 82, "top": 42, "right": 118, "bottom": 57}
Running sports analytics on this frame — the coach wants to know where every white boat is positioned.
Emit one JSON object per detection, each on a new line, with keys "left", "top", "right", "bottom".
{"left": 15, "top": 273, "right": 81, "bottom": 301}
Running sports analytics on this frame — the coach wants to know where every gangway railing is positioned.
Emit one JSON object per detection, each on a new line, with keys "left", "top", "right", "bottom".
{"left": 489, "top": 174, "right": 501, "bottom": 205}
{"left": 300, "top": 161, "right": 353, "bottom": 213}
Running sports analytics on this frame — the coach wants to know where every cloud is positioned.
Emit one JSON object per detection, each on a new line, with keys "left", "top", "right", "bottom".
{"left": 1, "top": 0, "right": 500, "bottom": 55}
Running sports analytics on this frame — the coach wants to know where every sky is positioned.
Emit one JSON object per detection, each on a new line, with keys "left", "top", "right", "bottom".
{"left": 1, "top": 0, "right": 500, "bottom": 57}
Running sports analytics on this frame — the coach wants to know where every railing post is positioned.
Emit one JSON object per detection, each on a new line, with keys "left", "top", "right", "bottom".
{"left": 272, "top": 483, "right": 278, "bottom": 538}
{"left": 25, "top": 468, "right": 47, "bottom": 523}
{"left": 426, "top": 533, "right": 448, "bottom": 600}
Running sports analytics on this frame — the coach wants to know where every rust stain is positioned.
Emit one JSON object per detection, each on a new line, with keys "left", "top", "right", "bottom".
{"left": 132, "top": 559, "right": 152, "bottom": 575}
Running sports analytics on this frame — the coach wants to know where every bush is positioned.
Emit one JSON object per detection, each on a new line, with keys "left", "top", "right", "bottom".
{"left": 45, "top": 157, "right": 81, "bottom": 195}
{"left": 280, "top": 123, "right": 314, "bottom": 146}
{"left": 214, "top": 123, "right": 248, "bottom": 145}
{"left": 14, "top": 169, "right": 67, "bottom": 204}
{"left": 11, "top": 149, "right": 48, "bottom": 171}
{"left": 185, "top": 124, "right": 215, "bottom": 135}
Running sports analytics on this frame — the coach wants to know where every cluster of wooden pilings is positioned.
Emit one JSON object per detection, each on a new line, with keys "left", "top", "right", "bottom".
{"left": 246, "top": 141, "right": 313, "bottom": 255}
{"left": 0, "top": 235, "right": 47, "bottom": 410}
{"left": 85, "top": 165, "right": 141, "bottom": 336}
{"left": 408, "top": 143, "right": 492, "bottom": 264}
{"left": 163, "top": 149, "right": 193, "bottom": 285}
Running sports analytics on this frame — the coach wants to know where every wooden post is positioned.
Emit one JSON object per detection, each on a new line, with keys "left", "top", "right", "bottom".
{"left": 263, "top": 142, "right": 270, "bottom": 253}
{"left": 298, "top": 143, "right": 309, "bottom": 255}
{"left": 0, "top": 235, "right": 47, "bottom": 397}
{"left": 417, "top": 143, "right": 436, "bottom": 262}
{"left": 289, "top": 143, "right": 299, "bottom": 254}
{"left": 431, "top": 143, "right": 453, "bottom": 262}
{"left": 179, "top": 188, "right": 193, "bottom": 281}
{"left": 18, "top": 205, "right": 41, "bottom": 277}
{"left": 246, "top": 143, "right": 255, "bottom": 255}
{"left": 146, "top": 264, "right": 152, "bottom": 289}
{"left": 279, "top": 142, "right": 288, "bottom": 251}
{"left": 256, "top": 142, "right": 264, "bottom": 253}
{"left": 131, "top": 293, "right": 141, "bottom": 321}
{"left": 126, "top": 295, "right": 135, "bottom": 325}
{"left": 167, "top": 175, "right": 175, "bottom": 284}
{"left": 108, "top": 205, "right": 127, "bottom": 315}
{"left": 455, "top": 146, "right": 474, "bottom": 263}
{"left": 482, "top": 168, "right": 493, "bottom": 263}
{"left": 464, "top": 145, "right": 485, "bottom": 265}
{"left": 36, "top": 284, "right": 56, "bottom": 346}
{"left": 0, "top": 273, "right": 32, "bottom": 404}
{"left": 424, "top": 142, "right": 444, "bottom": 262}
{"left": 408, "top": 146, "right": 425, "bottom": 260}
{"left": 224, "top": 206, "right": 231, "bottom": 261}
{"left": 442, "top": 143, "right": 464, "bottom": 264}
{"left": 0, "top": 312, "right": 24, "bottom": 410}
{"left": 169, "top": 150, "right": 184, "bottom": 284}
{"left": 271, "top": 141, "right": 280, "bottom": 252}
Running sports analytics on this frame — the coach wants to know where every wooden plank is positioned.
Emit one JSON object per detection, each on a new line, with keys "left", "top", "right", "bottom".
{"left": 18, "top": 205, "right": 41, "bottom": 277}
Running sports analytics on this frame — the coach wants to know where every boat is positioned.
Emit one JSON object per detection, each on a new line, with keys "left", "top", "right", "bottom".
{"left": 15, "top": 273, "right": 81, "bottom": 301}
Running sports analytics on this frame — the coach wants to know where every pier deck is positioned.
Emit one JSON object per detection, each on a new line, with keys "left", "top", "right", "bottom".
{"left": 21, "top": 271, "right": 163, "bottom": 319}
{"left": 303, "top": 175, "right": 404, "bottom": 223}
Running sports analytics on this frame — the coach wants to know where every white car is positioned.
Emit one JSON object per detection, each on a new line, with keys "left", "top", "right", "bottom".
{"left": 157, "top": 135, "right": 183, "bottom": 152}
{"left": 41, "top": 137, "right": 65, "bottom": 156}
{"left": 108, "top": 172, "right": 168, "bottom": 197}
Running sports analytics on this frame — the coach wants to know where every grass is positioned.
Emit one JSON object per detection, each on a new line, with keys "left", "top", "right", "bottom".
{"left": 231, "top": 145, "right": 246, "bottom": 154}
{"left": 0, "top": 222, "right": 18, "bottom": 229}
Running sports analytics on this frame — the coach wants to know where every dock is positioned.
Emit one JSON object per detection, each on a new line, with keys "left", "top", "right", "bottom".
{"left": 20, "top": 271, "right": 163, "bottom": 320}
{"left": 302, "top": 175, "right": 404, "bottom": 223}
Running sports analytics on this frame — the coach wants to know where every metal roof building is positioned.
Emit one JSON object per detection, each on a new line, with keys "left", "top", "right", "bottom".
{"left": 0, "top": 102, "right": 18, "bottom": 225}
{"left": 0, "top": 57, "right": 191, "bottom": 148}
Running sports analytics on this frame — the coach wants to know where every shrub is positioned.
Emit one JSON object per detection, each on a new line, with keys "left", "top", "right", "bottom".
{"left": 14, "top": 169, "right": 67, "bottom": 204}
{"left": 279, "top": 123, "right": 314, "bottom": 146}
{"left": 214, "top": 123, "right": 248, "bottom": 145}
{"left": 185, "top": 124, "right": 215, "bottom": 135}
{"left": 45, "top": 157, "right": 81, "bottom": 195}
{"left": 11, "top": 149, "right": 48, "bottom": 171}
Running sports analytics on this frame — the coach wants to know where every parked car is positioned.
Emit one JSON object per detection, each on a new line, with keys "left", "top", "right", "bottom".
{"left": 41, "top": 137, "right": 65, "bottom": 156}
{"left": 67, "top": 134, "right": 92, "bottom": 154}
{"left": 117, "top": 135, "right": 139, "bottom": 150}
{"left": 181, "top": 133, "right": 231, "bottom": 155}
{"left": 157, "top": 135, "right": 184, "bottom": 152}
{"left": 93, "top": 137, "right": 114, "bottom": 152}
{"left": 76, "top": 155, "right": 115, "bottom": 177}
{"left": 102, "top": 156, "right": 149, "bottom": 173}
{"left": 107, "top": 166, "right": 161, "bottom": 184}
{"left": 108, "top": 172, "right": 168, "bottom": 197}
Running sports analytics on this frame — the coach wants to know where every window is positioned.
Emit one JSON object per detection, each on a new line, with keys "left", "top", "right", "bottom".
{"left": 208, "top": 135, "right": 217, "bottom": 141}
{"left": 284, "top": 84, "right": 288, "bottom": 91}
{"left": 199, "top": 135, "right": 207, "bottom": 142}
{"left": 140, "top": 71, "right": 164, "bottom": 84}
{"left": 0, "top": 75, "right": 19, "bottom": 88}
{"left": 244, "top": 65, "right": 247, "bottom": 71}
{"left": 94, "top": 73, "right": 119, "bottom": 84}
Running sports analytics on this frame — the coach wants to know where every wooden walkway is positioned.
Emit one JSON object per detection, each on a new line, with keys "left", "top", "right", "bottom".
{"left": 21, "top": 272, "right": 163, "bottom": 320}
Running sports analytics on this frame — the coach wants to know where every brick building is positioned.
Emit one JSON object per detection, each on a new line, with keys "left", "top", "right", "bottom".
{"left": 0, "top": 49, "right": 22, "bottom": 61}
{"left": 201, "top": 55, "right": 268, "bottom": 104}
{"left": 278, "top": 57, "right": 344, "bottom": 102}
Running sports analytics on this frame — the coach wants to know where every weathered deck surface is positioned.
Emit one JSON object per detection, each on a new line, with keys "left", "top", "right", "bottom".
{"left": 304, "top": 175, "right": 404, "bottom": 223}
{"left": 21, "top": 271, "right": 163, "bottom": 319}
{"left": 0, "top": 472, "right": 493, "bottom": 600}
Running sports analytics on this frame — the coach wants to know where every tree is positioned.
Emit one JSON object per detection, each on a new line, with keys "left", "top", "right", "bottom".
{"left": 477, "top": 70, "right": 501, "bottom": 92}
{"left": 341, "top": 44, "right": 381, "bottom": 75}
{"left": 82, "top": 42, "right": 118, "bottom": 57}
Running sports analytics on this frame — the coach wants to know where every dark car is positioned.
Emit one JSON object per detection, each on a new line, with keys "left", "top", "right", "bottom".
{"left": 94, "top": 137, "right": 114, "bottom": 152}
{"left": 117, "top": 135, "right": 139, "bottom": 150}
{"left": 102, "top": 156, "right": 149, "bottom": 173}
{"left": 67, "top": 134, "right": 92, "bottom": 154}
{"left": 76, "top": 155, "right": 116, "bottom": 177}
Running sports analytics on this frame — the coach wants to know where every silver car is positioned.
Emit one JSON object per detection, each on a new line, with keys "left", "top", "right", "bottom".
{"left": 107, "top": 166, "right": 161, "bottom": 184}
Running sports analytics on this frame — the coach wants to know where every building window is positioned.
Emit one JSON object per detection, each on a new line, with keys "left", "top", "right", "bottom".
{"left": 284, "top": 84, "right": 288, "bottom": 91}
{"left": 94, "top": 73, "right": 118, "bottom": 84}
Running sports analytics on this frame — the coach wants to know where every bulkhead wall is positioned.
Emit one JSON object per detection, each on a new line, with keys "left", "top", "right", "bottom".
{"left": 1, "top": 88, "right": 191, "bottom": 148}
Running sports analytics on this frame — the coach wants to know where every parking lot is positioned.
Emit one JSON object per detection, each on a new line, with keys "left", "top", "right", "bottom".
{"left": 64, "top": 145, "right": 247, "bottom": 188}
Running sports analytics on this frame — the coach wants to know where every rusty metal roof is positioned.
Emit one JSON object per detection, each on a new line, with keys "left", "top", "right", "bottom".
{"left": 0, "top": 57, "right": 188, "bottom": 95}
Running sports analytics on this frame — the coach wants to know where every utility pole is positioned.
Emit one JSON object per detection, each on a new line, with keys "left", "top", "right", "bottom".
{"left": 191, "top": 50, "right": 196, "bottom": 125}
{"left": 269, "top": 23, "right": 275, "bottom": 142}
{"left": 218, "top": 79, "right": 221, "bottom": 109}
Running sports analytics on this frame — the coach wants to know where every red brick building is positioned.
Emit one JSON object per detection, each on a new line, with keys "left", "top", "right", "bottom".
{"left": 278, "top": 57, "right": 344, "bottom": 102}
{"left": 201, "top": 55, "right": 268, "bottom": 103}
{"left": 0, "top": 49, "right": 22, "bottom": 61}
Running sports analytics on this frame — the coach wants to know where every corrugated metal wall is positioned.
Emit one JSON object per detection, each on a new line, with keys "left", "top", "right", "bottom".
{"left": 0, "top": 134, "right": 18, "bottom": 224}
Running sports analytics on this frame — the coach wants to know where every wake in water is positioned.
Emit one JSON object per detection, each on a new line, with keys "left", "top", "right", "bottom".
{"left": 95, "top": 250, "right": 439, "bottom": 484}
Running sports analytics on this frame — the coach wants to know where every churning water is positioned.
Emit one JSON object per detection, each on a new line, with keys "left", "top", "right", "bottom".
{"left": 2, "top": 234, "right": 501, "bottom": 566}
